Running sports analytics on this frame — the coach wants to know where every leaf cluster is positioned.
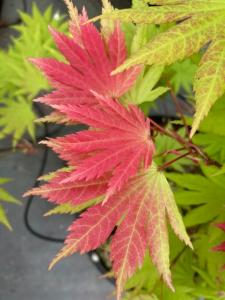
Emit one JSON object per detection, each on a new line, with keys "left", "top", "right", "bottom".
{"left": 95, "top": 0, "right": 225, "bottom": 137}
{"left": 0, "top": 178, "right": 20, "bottom": 230}
{"left": 0, "top": 4, "right": 67, "bottom": 144}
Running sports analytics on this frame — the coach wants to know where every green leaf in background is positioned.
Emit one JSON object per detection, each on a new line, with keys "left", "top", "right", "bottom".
{"left": 0, "top": 98, "right": 36, "bottom": 145}
{"left": 125, "top": 254, "right": 160, "bottom": 293}
{"left": 195, "top": 96, "right": 225, "bottom": 137}
{"left": 194, "top": 224, "right": 225, "bottom": 289}
{"left": 125, "top": 65, "right": 168, "bottom": 105}
{"left": 0, "top": 4, "right": 67, "bottom": 144}
{"left": 167, "top": 165, "right": 225, "bottom": 227}
{"left": 0, "top": 4, "right": 67, "bottom": 100}
{"left": 0, "top": 178, "right": 21, "bottom": 230}
{"left": 193, "top": 133, "right": 225, "bottom": 164}
{"left": 122, "top": 24, "right": 168, "bottom": 106}
{"left": 0, "top": 205, "right": 12, "bottom": 230}
{"left": 169, "top": 59, "right": 198, "bottom": 94}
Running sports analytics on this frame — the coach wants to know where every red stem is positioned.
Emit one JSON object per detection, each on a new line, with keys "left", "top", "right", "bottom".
{"left": 158, "top": 151, "right": 191, "bottom": 171}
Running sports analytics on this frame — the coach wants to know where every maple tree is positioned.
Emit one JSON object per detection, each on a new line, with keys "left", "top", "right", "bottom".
{"left": 24, "top": 0, "right": 225, "bottom": 299}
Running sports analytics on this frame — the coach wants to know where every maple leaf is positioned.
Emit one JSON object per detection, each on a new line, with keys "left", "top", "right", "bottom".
{"left": 45, "top": 96, "right": 155, "bottom": 199}
{"left": 31, "top": 6, "right": 140, "bottom": 114}
{"left": 0, "top": 97, "right": 36, "bottom": 146}
{"left": 94, "top": 0, "right": 225, "bottom": 136}
{"left": 25, "top": 170, "right": 108, "bottom": 206}
{"left": 0, "top": 178, "right": 21, "bottom": 230}
{"left": 46, "top": 163, "right": 191, "bottom": 300}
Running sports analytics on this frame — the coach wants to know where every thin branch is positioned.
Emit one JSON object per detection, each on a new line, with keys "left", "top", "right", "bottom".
{"left": 158, "top": 151, "right": 191, "bottom": 171}
{"left": 150, "top": 117, "right": 222, "bottom": 168}
{"left": 149, "top": 118, "right": 176, "bottom": 139}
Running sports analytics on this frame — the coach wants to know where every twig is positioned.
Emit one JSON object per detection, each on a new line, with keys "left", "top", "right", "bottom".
{"left": 150, "top": 117, "right": 222, "bottom": 168}
{"left": 158, "top": 151, "right": 191, "bottom": 171}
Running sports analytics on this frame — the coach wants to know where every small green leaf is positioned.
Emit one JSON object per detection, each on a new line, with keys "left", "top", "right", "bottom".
{"left": 170, "top": 59, "right": 198, "bottom": 94}
{"left": 44, "top": 197, "right": 102, "bottom": 217}
{"left": 0, "top": 204, "right": 12, "bottom": 231}
{"left": 0, "top": 98, "right": 36, "bottom": 145}
{"left": 0, "top": 188, "right": 21, "bottom": 205}
{"left": 167, "top": 169, "right": 225, "bottom": 227}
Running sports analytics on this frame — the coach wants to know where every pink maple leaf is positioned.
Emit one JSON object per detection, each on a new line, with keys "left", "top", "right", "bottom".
{"left": 39, "top": 163, "right": 191, "bottom": 300}
{"left": 26, "top": 97, "right": 191, "bottom": 299}
{"left": 25, "top": 4, "right": 191, "bottom": 299}
{"left": 30, "top": 8, "right": 140, "bottom": 113}
{"left": 44, "top": 96, "right": 155, "bottom": 199}
{"left": 25, "top": 170, "right": 109, "bottom": 206}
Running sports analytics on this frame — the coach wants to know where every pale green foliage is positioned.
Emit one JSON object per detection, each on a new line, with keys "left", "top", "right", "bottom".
{"left": 167, "top": 165, "right": 225, "bottom": 227}
{"left": 169, "top": 59, "right": 198, "bottom": 94}
{"left": 0, "top": 98, "right": 36, "bottom": 146}
{"left": 95, "top": 0, "right": 225, "bottom": 136}
{"left": 0, "top": 4, "right": 67, "bottom": 99}
{"left": 122, "top": 24, "right": 168, "bottom": 105}
{"left": 124, "top": 65, "right": 168, "bottom": 105}
{"left": 194, "top": 96, "right": 225, "bottom": 137}
{"left": 101, "top": 0, "right": 115, "bottom": 39}
{"left": 194, "top": 224, "right": 225, "bottom": 289}
{"left": 125, "top": 254, "right": 160, "bottom": 292}
{"left": 194, "top": 133, "right": 225, "bottom": 164}
{"left": 123, "top": 242, "right": 225, "bottom": 299}
{"left": 0, "top": 178, "right": 21, "bottom": 230}
{"left": 0, "top": 4, "right": 67, "bottom": 144}
{"left": 191, "top": 97, "right": 225, "bottom": 164}
{"left": 45, "top": 197, "right": 102, "bottom": 217}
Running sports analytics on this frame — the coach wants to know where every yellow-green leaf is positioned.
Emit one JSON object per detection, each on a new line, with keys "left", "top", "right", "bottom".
{"left": 191, "top": 38, "right": 225, "bottom": 137}
{"left": 0, "top": 204, "right": 12, "bottom": 231}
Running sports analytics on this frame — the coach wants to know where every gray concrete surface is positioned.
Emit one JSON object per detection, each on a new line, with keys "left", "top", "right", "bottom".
{"left": 0, "top": 135, "right": 114, "bottom": 300}
{"left": 0, "top": 1, "right": 114, "bottom": 299}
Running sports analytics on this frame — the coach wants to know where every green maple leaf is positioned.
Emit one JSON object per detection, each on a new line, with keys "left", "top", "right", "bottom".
{"left": 0, "top": 4, "right": 67, "bottom": 99}
{"left": 0, "top": 178, "right": 21, "bottom": 230}
{"left": 0, "top": 4, "right": 67, "bottom": 144}
{"left": 191, "top": 97, "right": 225, "bottom": 164}
{"left": 193, "top": 133, "right": 225, "bottom": 164}
{"left": 169, "top": 59, "right": 198, "bottom": 94}
{"left": 167, "top": 165, "right": 225, "bottom": 227}
{"left": 122, "top": 23, "right": 169, "bottom": 105}
{"left": 194, "top": 224, "right": 225, "bottom": 288}
{"left": 95, "top": 0, "right": 225, "bottom": 136}
{"left": 0, "top": 98, "right": 36, "bottom": 145}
